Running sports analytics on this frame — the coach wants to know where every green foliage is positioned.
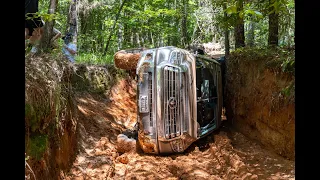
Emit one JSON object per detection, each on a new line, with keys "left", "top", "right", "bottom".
{"left": 26, "top": 101, "right": 51, "bottom": 132}
{"left": 231, "top": 47, "right": 295, "bottom": 72}
{"left": 268, "top": 0, "right": 287, "bottom": 14}
{"left": 244, "top": 9, "right": 263, "bottom": 19}
{"left": 281, "top": 82, "right": 294, "bottom": 98}
{"left": 25, "top": 104, "right": 36, "bottom": 130}
{"left": 280, "top": 55, "right": 295, "bottom": 73}
{"left": 25, "top": 11, "right": 60, "bottom": 32}
{"left": 76, "top": 53, "right": 114, "bottom": 65}
{"left": 35, "top": 0, "right": 294, "bottom": 58}
{"left": 225, "top": 5, "right": 237, "bottom": 15}
{"left": 27, "top": 134, "right": 48, "bottom": 160}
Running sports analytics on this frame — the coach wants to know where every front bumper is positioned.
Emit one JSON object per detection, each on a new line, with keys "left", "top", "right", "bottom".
{"left": 137, "top": 47, "right": 198, "bottom": 154}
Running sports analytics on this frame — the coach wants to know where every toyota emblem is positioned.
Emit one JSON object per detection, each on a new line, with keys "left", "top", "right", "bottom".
{"left": 168, "top": 97, "right": 177, "bottom": 109}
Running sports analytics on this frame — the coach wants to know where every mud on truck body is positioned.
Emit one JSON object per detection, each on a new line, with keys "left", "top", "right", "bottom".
{"left": 136, "top": 46, "right": 223, "bottom": 154}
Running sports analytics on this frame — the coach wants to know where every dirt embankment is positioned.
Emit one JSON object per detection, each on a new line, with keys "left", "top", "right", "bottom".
{"left": 25, "top": 55, "right": 125, "bottom": 180}
{"left": 25, "top": 55, "right": 78, "bottom": 179}
{"left": 224, "top": 48, "right": 295, "bottom": 160}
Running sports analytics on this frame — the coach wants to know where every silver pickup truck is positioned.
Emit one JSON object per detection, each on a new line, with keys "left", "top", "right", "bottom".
{"left": 136, "top": 46, "right": 223, "bottom": 154}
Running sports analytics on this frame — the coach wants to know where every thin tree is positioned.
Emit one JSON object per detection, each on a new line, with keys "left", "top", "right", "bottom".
{"left": 247, "top": 16, "right": 255, "bottom": 47}
{"left": 103, "top": 0, "right": 127, "bottom": 56}
{"left": 66, "top": 0, "right": 78, "bottom": 42}
{"left": 268, "top": 0, "right": 279, "bottom": 46}
{"left": 181, "top": 0, "right": 188, "bottom": 48}
{"left": 234, "top": 0, "right": 245, "bottom": 49}
{"left": 223, "top": 2, "right": 230, "bottom": 56}
{"left": 117, "top": 0, "right": 123, "bottom": 50}
{"left": 38, "top": 0, "right": 58, "bottom": 53}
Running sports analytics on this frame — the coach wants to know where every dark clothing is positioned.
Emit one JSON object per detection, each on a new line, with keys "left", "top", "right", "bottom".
{"left": 25, "top": 0, "right": 39, "bottom": 14}
{"left": 25, "top": 0, "right": 43, "bottom": 36}
{"left": 196, "top": 48, "right": 204, "bottom": 55}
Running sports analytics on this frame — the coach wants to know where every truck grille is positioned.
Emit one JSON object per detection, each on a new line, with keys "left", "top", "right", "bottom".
{"left": 148, "top": 72, "right": 153, "bottom": 127}
{"left": 163, "top": 66, "right": 183, "bottom": 139}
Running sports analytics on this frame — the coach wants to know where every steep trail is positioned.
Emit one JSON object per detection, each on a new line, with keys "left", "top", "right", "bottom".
{"left": 62, "top": 77, "right": 294, "bottom": 180}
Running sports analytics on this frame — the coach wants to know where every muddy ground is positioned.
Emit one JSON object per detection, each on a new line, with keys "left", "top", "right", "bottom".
{"left": 61, "top": 78, "right": 294, "bottom": 180}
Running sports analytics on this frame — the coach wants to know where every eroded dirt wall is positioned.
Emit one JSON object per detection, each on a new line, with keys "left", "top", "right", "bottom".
{"left": 224, "top": 49, "right": 295, "bottom": 160}
{"left": 25, "top": 55, "right": 79, "bottom": 179}
{"left": 25, "top": 55, "right": 125, "bottom": 180}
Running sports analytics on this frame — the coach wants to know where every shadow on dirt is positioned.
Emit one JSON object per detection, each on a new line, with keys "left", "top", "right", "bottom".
{"left": 75, "top": 93, "right": 129, "bottom": 153}
{"left": 70, "top": 80, "right": 294, "bottom": 180}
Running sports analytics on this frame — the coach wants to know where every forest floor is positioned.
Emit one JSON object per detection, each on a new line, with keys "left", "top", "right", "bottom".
{"left": 60, "top": 77, "right": 295, "bottom": 180}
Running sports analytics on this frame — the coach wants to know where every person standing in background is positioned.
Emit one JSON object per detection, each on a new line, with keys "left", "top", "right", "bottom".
{"left": 62, "top": 33, "right": 77, "bottom": 63}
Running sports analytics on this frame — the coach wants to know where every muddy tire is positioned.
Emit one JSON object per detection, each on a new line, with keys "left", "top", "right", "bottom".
{"left": 114, "top": 51, "right": 141, "bottom": 70}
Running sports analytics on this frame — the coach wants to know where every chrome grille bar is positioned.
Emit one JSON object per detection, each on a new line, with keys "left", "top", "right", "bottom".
{"left": 182, "top": 73, "right": 188, "bottom": 133}
{"left": 164, "top": 66, "right": 182, "bottom": 139}
{"left": 148, "top": 72, "right": 153, "bottom": 127}
{"left": 164, "top": 67, "right": 169, "bottom": 138}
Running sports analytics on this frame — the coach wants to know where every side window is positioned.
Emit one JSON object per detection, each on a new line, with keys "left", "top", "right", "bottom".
{"left": 201, "top": 79, "right": 210, "bottom": 101}
{"left": 196, "top": 59, "right": 203, "bottom": 100}
{"left": 201, "top": 68, "right": 215, "bottom": 100}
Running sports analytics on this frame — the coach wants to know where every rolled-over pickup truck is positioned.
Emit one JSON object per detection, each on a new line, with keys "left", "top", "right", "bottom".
{"left": 136, "top": 46, "right": 223, "bottom": 154}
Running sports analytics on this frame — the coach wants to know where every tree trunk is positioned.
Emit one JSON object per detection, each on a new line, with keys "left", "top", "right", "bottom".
{"left": 149, "top": 31, "right": 154, "bottom": 47}
{"left": 159, "top": 34, "right": 164, "bottom": 47}
{"left": 247, "top": 20, "right": 255, "bottom": 47}
{"left": 234, "top": 0, "right": 245, "bottom": 49}
{"left": 118, "top": 24, "right": 123, "bottom": 50}
{"left": 268, "top": 0, "right": 279, "bottom": 46}
{"left": 67, "top": 0, "right": 77, "bottom": 36}
{"left": 140, "top": 31, "right": 145, "bottom": 48}
{"left": 223, "top": 3, "right": 230, "bottom": 56}
{"left": 165, "top": 1, "right": 170, "bottom": 46}
{"left": 172, "top": 0, "right": 179, "bottom": 46}
{"left": 103, "top": 0, "right": 127, "bottom": 56}
{"left": 123, "top": 14, "right": 130, "bottom": 48}
{"left": 181, "top": 0, "right": 188, "bottom": 48}
{"left": 117, "top": 0, "right": 123, "bottom": 50}
{"left": 79, "top": 11, "right": 89, "bottom": 51}
{"left": 65, "top": 0, "right": 78, "bottom": 50}
{"left": 38, "top": 0, "right": 58, "bottom": 53}
{"left": 135, "top": 32, "right": 141, "bottom": 47}
{"left": 130, "top": 32, "right": 134, "bottom": 47}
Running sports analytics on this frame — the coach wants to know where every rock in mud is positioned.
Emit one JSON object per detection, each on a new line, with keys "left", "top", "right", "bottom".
{"left": 117, "top": 154, "right": 129, "bottom": 164}
{"left": 116, "top": 134, "right": 136, "bottom": 153}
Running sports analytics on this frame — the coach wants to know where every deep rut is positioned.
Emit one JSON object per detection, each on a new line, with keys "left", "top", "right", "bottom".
{"left": 62, "top": 78, "right": 294, "bottom": 180}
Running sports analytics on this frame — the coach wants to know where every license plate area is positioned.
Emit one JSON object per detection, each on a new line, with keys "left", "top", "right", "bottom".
{"left": 139, "top": 95, "right": 149, "bottom": 113}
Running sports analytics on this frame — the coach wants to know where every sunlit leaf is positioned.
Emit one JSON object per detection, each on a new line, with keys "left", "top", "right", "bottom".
{"left": 239, "top": 11, "right": 244, "bottom": 18}
{"left": 189, "top": 0, "right": 196, "bottom": 6}
{"left": 254, "top": 11, "right": 263, "bottom": 18}
{"left": 226, "top": 6, "right": 237, "bottom": 15}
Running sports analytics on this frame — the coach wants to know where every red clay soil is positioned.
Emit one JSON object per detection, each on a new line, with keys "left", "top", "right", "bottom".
{"left": 61, "top": 77, "right": 294, "bottom": 180}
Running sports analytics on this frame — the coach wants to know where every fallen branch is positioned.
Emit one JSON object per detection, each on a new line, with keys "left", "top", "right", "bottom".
{"left": 25, "top": 160, "right": 36, "bottom": 180}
